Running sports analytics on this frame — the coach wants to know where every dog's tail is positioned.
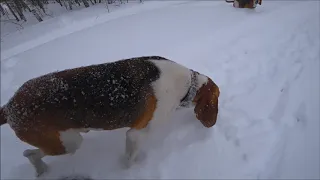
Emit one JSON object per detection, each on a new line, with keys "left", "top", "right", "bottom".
{"left": 0, "top": 106, "right": 7, "bottom": 126}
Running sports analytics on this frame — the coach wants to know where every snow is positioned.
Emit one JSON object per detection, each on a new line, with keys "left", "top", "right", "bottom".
{"left": 0, "top": 1, "right": 184, "bottom": 60}
{"left": 1, "top": 0, "right": 319, "bottom": 179}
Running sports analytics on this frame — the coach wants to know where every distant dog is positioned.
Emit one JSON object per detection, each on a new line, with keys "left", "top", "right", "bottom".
{"left": 226, "top": 0, "right": 262, "bottom": 8}
{"left": 0, "top": 56, "right": 220, "bottom": 177}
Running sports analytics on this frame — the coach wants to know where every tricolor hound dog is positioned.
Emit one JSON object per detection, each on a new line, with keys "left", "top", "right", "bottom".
{"left": 0, "top": 56, "right": 220, "bottom": 177}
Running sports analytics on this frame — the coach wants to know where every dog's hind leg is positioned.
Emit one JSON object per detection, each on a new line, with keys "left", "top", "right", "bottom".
{"left": 17, "top": 129, "right": 83, "bottom": 177}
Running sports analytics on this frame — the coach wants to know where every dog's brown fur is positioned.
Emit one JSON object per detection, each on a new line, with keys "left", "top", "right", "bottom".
{"left": 193, "top": 78, "right": 220, "bottom": 127}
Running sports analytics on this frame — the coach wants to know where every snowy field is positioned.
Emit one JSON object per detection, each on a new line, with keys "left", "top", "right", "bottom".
{"left": 1, "top": 0, "right": 319, "bottom": 179}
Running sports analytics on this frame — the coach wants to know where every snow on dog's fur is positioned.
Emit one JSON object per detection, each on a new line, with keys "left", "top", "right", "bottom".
{"left": 0, "top": 56, "right": 220, "bottom": 177}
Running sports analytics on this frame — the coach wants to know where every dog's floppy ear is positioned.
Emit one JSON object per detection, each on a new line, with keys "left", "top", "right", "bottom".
{"left": 193, "top": 77, "right": 220, "bottom": 128}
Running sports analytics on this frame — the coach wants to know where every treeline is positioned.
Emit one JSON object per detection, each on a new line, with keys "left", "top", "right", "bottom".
{"left": 0, "top": 0, "right": 140, "bottom": 22}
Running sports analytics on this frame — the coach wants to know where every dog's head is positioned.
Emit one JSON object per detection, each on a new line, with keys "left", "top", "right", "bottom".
{"left": 192, "top": 73, "right": 220, "bottom": 128}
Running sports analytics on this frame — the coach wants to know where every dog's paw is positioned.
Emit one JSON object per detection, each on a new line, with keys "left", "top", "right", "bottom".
{"left": 119, "top": 155, "right": 132, "bottom": 169}
{"left": 35, "top": 162, "right": 49, "bottom": 177}
{"left": 120, "top": 151, "right": 147, "bottom": 169}
{"left": 135, "top": 151, "right": 147, "bottom": 163}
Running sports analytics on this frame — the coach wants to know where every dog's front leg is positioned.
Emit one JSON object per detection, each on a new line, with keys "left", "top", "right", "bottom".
{"left": 125, "top": 127, "right": 148, "bottom": 168}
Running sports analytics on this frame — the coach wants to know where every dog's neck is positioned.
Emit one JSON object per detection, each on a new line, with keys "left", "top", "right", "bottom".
{"left": 179, "top": 70, "right": 198, "bottom": 108}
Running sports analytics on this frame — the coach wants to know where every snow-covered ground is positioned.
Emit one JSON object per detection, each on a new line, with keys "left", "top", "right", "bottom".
{"left": 1, "top": 0, "right": 319, "bottom": 179}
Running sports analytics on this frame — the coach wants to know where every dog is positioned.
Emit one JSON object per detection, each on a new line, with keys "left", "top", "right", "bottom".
{"left": 226, "top": 0, "right": 262, "bottom": 8}
{"left": 0, "top": 56, "right": 220, "bottom": 177}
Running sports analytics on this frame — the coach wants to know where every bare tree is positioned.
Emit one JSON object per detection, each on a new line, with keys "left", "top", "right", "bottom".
{"left": 14, "top": 5, "right": 27, "bottom": 21}
{"left": 4, "top": 0, "right": 19, "bottom": 21}
{"left": 0, "top": 4, "right": 6, "bottom": 15}
{"left": 55, "top": 0, "right": 63, "bottom": 6}
{"left": 82, "top": 0, "right": 90, "bottom": 7}
{"left": 0, "top": 0, "right": 141, "bottom": 22}
{"left": 74, "top": 0, "right": 81, "bottom": 6}
{"left": 31, "top": 9, "right": 42, "bottom": 21}
{"left": 35, "top": 0, "right": 46, "bottom": 13}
